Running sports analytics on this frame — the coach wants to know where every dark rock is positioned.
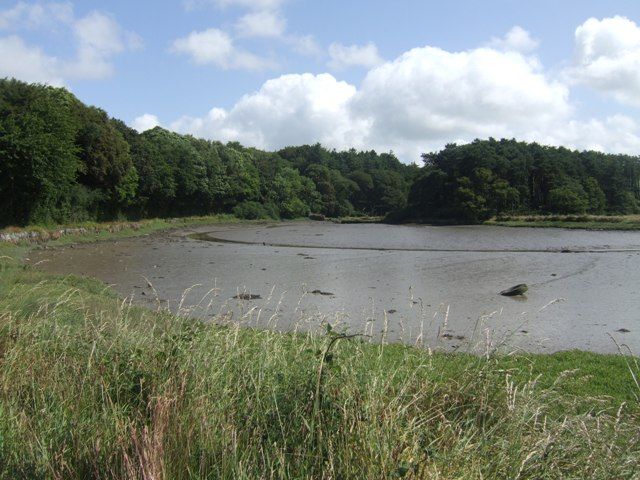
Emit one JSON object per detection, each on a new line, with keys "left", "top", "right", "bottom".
{"left": 500, "top": 284, "right": 528, "bottom": 296}
{"left": 310, "top": 289, "right": 334, "bottom": 296}
{"left": 387, "top": 309, "right": 397, "bottom": 314}
{"left": 233, "top": 293, "right": 262, "bottom": 300}
{"left": 616, "top": 328, "right": 630, "bottom": 333}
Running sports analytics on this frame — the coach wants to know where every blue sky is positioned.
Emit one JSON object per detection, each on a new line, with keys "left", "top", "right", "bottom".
{"left": 2, "top": 0, "right": 640, "bottom": 162}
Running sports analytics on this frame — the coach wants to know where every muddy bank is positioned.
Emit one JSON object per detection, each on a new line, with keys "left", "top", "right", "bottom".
{"left": 28, "top": 222, "right": 640, "bottom": 354}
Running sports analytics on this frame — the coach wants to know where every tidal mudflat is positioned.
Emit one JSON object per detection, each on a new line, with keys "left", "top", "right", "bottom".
{"left": 29, "top": 221, "right": 640, "bottom": 353}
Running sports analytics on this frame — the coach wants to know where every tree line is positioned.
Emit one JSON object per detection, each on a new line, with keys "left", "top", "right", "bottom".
{"left": 403, "top": 138, "right": 640, "bottom": 223}
{"left": 1, "top": 79, "right": 639, "bottom": 227}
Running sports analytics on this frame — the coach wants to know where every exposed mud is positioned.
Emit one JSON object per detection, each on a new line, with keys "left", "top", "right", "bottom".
{"left": 28, "top": 221, "right": 640, "bottom": 354}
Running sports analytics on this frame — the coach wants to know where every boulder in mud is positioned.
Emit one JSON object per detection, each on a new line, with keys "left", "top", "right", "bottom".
{"left": 500, "top": 284, "right": 528, "bottom": 296}
{"left": 310, "top": 289, "right": 334, "bottom": 296}
{"left": 233, "top": 293, "right": 261, "bottom": 300}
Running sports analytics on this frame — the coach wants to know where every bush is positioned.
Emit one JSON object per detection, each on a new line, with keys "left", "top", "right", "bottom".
{"left": 547, "top": 185, "right": 588, "bottom": 214}
{"left": 280, "top": 198, "right": 309, "bottom": 219}
{"left": 232, "top": 201, "right": 275, "bottom": 220}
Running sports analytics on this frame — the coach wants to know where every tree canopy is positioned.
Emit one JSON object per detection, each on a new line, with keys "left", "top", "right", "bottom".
{"left": 1, "top": 79, "right": 638, "bottom": 227}
{"left": 405, "top": 138, "right": 640, "bottom": 222}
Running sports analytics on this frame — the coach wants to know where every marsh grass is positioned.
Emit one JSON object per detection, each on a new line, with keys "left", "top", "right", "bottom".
{"left": 0, "top": 250, "right": 639, "bottom": 478}
{"left": 0, "top": 215, "right": 248, "bottom": 247}
{"left": 488, "top": 214, "right": 640, "bottom": 230}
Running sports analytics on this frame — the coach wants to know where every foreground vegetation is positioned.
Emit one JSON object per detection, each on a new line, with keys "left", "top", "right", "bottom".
{"left": 3, "top": 78, "right": 640, "bottom": 230}
{"left": 0, "top": 237, "right": 638, "bottom": 479}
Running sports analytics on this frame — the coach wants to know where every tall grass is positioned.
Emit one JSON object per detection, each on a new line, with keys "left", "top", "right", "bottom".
{"left": 0, "top": 258, "right": 638, "bottom": 478}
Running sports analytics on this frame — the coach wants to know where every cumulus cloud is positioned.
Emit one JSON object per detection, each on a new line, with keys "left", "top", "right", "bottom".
{"left": 65, "top": 11, "right": 143, "bottom": 79}
{"left": 352, "top": 46, "right": 570, "bottom": 157}
{"left": 536, "top": 115, "right": 640, "bottom": 155}
{"left": 171, "top": 28, "right": 274, "bottom": 70}
{"left": 164, "top": 45, "right": 573, "bottom": 160}
{"left": 0, "top": 35, "right": 63, "bottom": 85}
{"left": 328, "top": 42, "right": 383, "bottom": 69}
{"left": 567, "top": 16, "right": 640, "bottom": 106}
{"left": 488, "top": 26, "right": 539, "bottom": 53}
{"left": 0, "top": 2, "right": 140, "bottom": 85}
{"left": 165, "top": 39, "right": 640, "bottom": 161}
{"left": 235, "top": 10, "right": 286, "bottom": 38}
{"left": 131, "top": 113, "right": 161, "bottom": 132}
{"left": 170, "top": 73, "right": 369, "bottom": 149}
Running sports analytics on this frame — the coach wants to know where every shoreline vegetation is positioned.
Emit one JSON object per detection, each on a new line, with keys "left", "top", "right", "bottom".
{"left": 0, "top": 221, "right": 638, "bottom": 478}
{"left": 3, "top": 212, "right": 640, "bottom": 248}
{"left": 0, "top": 215, "right": 387, "bottom": 245}
{"left": 486, "top": 214, "right": 640, "bottom": 230}
{"left": 2, "top": 78, "right": 640, "bottom": 232}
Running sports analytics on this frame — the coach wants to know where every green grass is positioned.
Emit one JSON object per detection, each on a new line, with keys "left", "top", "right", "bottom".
{"left": 0, "top": 215, "right": 247, "bottom": 247}
{"left": 0, "top": 231, "right": 638, "bottom": 478}
{"left": 487, "top": 214, "right": 640, "bottom": 230}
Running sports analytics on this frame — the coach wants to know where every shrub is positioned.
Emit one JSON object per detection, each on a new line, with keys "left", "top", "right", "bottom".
{"left": 232, "top": 201, "right": 275, "bottom": 220}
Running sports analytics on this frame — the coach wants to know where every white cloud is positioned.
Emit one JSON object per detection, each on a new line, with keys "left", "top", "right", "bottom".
{"left": 0, "top": 35, "right": 63, "bottom": 85}
{"left": 65, "top": 11, "right": 142, "bottom": 79}
{"left": 537, "top": 115, "right": 640, "bottom": 154}
{"left": 170, "top": 73, "right": 369, "bottom": 150}
{"left": 352, "top": 46, "right": 570, "bottom": 158}
{"left": 184, "top": 0, "right": 286, "bottom": 11}
{"left": 235, "top": 10, "right": 286, "bottom": 38}
{"left": 158, "top": 21, "right": 640, "bottom": 162}
{"left": 328, "top": 42, "right": 383, "bottom": 69}
{"left": 166, "top": 44, "right": 627, "bottom": 162}
{"left": 567, "top": 16, "right": 640, "bottom": 106}
{"left": 171, "top": 29, "right": 234, "bottom": 66}
{"left": 0, "top": 3, "right": 140, "bottom": 85}
{"left": 131, "top": 113, "right": 161, "bottom": 132}
{"left": 286, "top": 34, "right": 322, "bottom": 57}
{"left": 171, "top": 28, "right": 274, "bottom": 70}
{"left": 488, "top": 26, "right": 539, "bottom": 53}
{"left": 0, "top": 1, "right": 73, "bottom": 30}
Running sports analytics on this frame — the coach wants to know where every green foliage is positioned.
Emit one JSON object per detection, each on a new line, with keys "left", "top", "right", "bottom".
{"left": 0, "top": 79, "right": 81, "bottom": 225}
{"left": 407, "top": 139, "right": 640, "bottom": 223}
{"left": 547, "top": 184, "right": 588, "bottom": 214}
{"left": 583, "top": 177, "right": 606, "bottom": 213}
{"left": 2, "top": 80, "right": 639, "bottom": 227}
{"left": 232, "top": 201, "right": 277, "bottom": 220}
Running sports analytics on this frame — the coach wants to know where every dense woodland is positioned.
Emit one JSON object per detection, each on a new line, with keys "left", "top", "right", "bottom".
{"left": 1, "top": 78, "right": 639, "bottom": 227}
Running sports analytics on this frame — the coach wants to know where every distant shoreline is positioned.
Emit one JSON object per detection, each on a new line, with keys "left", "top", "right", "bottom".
{"left": 485, "top": 214, "right": 640, "bottom": 231}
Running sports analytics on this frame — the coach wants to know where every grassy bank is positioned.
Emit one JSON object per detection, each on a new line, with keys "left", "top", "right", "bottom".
{"left": 0, "top": 232, "right": 639, "bottom": 478}
{"left": 0, "top": 215, "right": 247, "bottom": 246}
{"left": 487, "top": 214, "right": 640, "bottom": 230}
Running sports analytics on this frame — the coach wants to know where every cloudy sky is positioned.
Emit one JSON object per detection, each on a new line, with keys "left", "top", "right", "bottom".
{"left": 2, "top": 0, "right": 640, "bottom": 162}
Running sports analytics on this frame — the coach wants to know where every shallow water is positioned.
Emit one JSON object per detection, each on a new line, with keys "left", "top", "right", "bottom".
{"left": 29, "top": 222, "right": 640, "bottom": 354}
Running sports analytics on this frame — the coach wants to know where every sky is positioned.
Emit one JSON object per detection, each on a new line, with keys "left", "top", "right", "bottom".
{"left": 2, "top": 0, "right": 640, "bottom": 163}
